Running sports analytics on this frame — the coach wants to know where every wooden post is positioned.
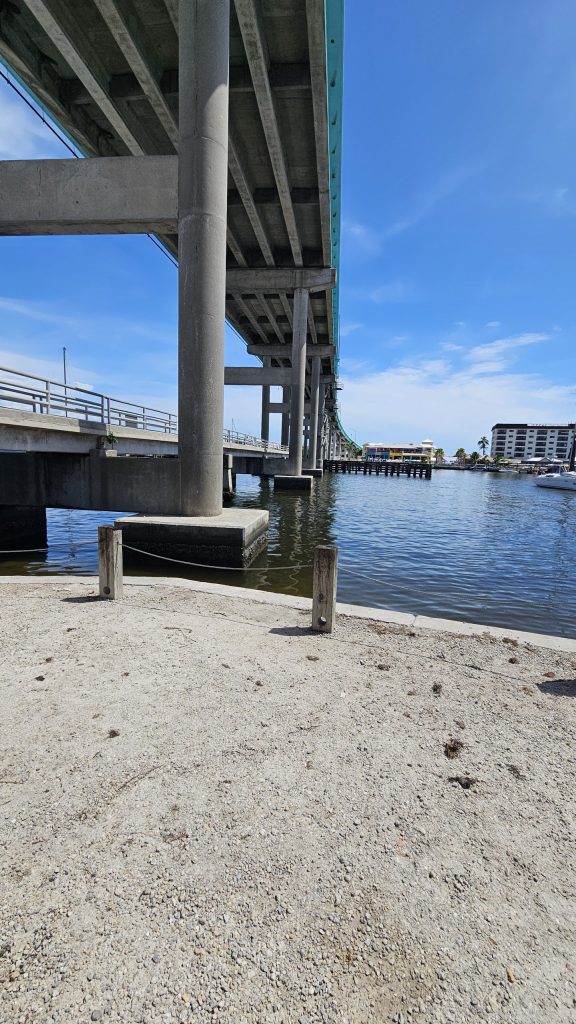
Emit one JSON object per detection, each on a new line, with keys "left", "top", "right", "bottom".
{"left": 98, "top": 526, "right": 123, "bottom": 600}
{"left": 312, "top": 545, "right": 338, "bottom": 633}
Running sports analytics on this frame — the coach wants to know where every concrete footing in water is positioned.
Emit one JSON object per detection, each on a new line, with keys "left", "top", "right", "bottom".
{"left": 303, "top": 468, "right": 323, "bottom": 479}
{"left": 115, "top": 509, "right": 269, "bottom": 568}
{"left": 274, "top": 475, "right": 313, "bottom": 491}
{"left": 0, "top": 505, "right": 47, "bottom": 553}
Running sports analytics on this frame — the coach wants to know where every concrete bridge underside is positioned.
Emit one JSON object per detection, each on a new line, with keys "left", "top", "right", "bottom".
{"left": 0, "top": 0, "right": 355, "bottom": 563}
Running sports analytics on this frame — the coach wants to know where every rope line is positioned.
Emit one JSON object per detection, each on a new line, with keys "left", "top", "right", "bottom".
{"left": 121, "top": 543, "right": 311, "bottom": 572}
{"left": 0, "top": 541, "right": 95, "bottom": 554}
{"left": 340, "top": 565, "right": 398, "bottom": 588}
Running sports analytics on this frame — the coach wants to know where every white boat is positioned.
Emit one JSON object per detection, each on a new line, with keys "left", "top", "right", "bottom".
{"left": 535, "top": 468, "right": 576, "bottom": 491}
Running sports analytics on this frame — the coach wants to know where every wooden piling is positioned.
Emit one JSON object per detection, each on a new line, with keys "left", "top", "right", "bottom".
{"left": 312, "top": 544, "right": 338, "bottom": 633}
{"left": 98, "top": 526, "right": 123, "bottom": 600}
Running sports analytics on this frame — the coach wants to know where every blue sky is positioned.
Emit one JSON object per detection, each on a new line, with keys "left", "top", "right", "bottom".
{"left": 1, "top": 0, "right": 576, "bottom": 452}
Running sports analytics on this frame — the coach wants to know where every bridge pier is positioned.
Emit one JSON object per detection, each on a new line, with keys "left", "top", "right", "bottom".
{"left": 150, "top": 0, "right": 267, "bottom": 562}
{"left": 275, "top": 287, "right": 312, "bottom": 491}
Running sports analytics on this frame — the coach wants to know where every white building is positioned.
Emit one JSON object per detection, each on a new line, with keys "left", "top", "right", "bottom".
{"left": 491, "top": 423, "right": 575, "bottom": 462}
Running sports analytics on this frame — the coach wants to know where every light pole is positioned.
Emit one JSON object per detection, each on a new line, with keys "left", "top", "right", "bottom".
{"left": 62, "top": 346, "right": 68, "bottom": 416}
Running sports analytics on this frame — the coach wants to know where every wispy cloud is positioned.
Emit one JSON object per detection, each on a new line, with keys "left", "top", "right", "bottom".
{"left": 522, "top": 186, "right": 576, "bottom": 218}
{"left": 338, "top": 356, "right": 576, "bottom": 454}
{"left": 467, "top": 332, "right": 549, "bottom": 364}
{"left": 369, "top": 280, "right": 414, "bottom": 304}
{"left": 384, "top": 162, "right": 481, "bottom": 239}
{"left": 341, "top": 218, "right": 381, "bottom": 257}
{"left": 485, "top": 320, "right": 501, "bottom": 328}
{"left": 340, "top": 322, "right": 363, "bottom": 338}
{"left": 0, "top": 81, "right": 63, "bottom": 159}
{"left": 0, "top": 295, "right": 176, "bottom": 345}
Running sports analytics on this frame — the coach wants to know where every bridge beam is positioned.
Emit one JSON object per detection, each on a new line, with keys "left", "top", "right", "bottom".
{"left": 224, "top": 367, "right": 292, "bottom": 387}
{"left": 226, "top": 266, "right": 335, "bottom": 294}
{"left": 247, "top": 343, "right": 335, "bottom": 359}
{"left": 0, "top": 156, "right": 178, "bottom": 234}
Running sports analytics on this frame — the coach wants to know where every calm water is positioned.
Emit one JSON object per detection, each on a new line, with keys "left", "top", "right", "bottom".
{"left": 1, "top": 470, "right": 575, "bottom": 637}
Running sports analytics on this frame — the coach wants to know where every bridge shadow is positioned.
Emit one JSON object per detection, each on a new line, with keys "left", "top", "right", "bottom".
{"left": 61, "top": 595, "right": 101, "bottom": 604}
{"left": 536, "top": 679, "right": 576, "bottom": 697}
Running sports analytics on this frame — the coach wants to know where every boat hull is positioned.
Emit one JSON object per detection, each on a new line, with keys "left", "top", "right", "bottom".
{"left": 535, "top": 473, "right": 576, "bottom": 491}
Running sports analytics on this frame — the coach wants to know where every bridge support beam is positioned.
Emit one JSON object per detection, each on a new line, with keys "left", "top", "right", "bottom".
{"left": 281, "top": 387, "right": 290, "bottom": 447}
{"left": 275, "top": 287, "right": 312, "bottom": 490}
{"left": 260, "top": 357, "right": 270, "bottom": 445}
{"left": 178, "top": 0, "right": 229, "bottom": 518}
{"left": 306, "top": 356, "right": 321, "bottom": 471}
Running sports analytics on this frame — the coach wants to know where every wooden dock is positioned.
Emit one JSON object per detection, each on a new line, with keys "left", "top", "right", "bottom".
{"left": 323, "top": 459, "right": 433, "bottom": 479}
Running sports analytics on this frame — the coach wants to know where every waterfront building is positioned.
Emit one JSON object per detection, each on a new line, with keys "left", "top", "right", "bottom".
{"left": 362, "top": 439, "right": 435, "bottom": 462}
{"left": 491, "top": 423, "right": 575, "bottom": 462}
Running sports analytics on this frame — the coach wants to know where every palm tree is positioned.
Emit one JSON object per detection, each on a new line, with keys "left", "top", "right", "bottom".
{"left": 469, "top": 451, "right": 480, "bottom": 465}
{"left": 478, "top": 436, "right": 489, "bottom": 456}
{"left": 435, "top": 447, "right": 445, "bottom": 464}
{"left": 455, "top": 447, "right": 467, "bottom": 464}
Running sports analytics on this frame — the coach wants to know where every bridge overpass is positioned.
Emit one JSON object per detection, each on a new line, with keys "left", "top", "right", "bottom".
{"left": 0, "top": 0, "right": 356, "bottom": 564}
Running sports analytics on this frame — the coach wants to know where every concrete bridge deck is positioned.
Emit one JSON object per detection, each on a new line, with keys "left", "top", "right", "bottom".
{"left": 0, "top": 407, "right": 288, "bottom": 459}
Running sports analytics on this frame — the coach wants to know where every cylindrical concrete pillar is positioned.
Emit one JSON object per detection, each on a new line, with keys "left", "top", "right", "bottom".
{"left": 261, "top": 357, "right": 270, "bottom": 444}
{"left": 281, "top": 386, "right": 290, "bottom": 447}
{"left": 316, "top": 382, "right": 326, "bottom": 466}
{"left": 306, "top": 356, "right": 321, "bottom": 469}
{"left": 178, "top": 0, "right": 230, "bottom": 516}
{"left": 287, "top": 288, "right": 309, "bottom": 475}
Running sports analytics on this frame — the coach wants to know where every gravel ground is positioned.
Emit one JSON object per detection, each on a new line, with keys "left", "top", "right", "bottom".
{"left": 1, "top": 579, "right": 575, "bottom": 1024}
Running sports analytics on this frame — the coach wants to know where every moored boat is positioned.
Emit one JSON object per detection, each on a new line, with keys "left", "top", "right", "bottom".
{"left": 535, "top": 468, "right": 576, "bottom": 491}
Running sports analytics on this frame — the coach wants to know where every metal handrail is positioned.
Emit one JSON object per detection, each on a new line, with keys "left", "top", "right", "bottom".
{"left": 0, "top": 366, "right": 289, "bottom": 452}
{"left": 0, "top": 365, "right": 176, "bottom": 433}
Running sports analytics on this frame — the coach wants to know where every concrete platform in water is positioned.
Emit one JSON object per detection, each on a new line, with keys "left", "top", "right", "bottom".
{"left": 115, "top": 509, "right": 269, "bottom": 569}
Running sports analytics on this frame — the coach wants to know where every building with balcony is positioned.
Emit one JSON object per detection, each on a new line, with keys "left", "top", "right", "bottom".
{"left": 491, "top": 423, "right": 575, "bottom": 462}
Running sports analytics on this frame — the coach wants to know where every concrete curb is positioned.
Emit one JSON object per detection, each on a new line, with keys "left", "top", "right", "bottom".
{"left": 1, "top": 573, "right": 575, "bottom": 653}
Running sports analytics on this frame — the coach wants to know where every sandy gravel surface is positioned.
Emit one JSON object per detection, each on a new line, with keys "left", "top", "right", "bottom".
{"left": 1, "top": 579, "right": 575, "bottom": 1024}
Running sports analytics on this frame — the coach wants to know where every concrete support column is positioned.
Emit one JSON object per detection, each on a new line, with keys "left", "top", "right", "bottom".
{"left": 306, "top": 356, "right": 321, "bottom": 469}
{"left": 178, "top": 0, "right": 230, "bottom": 516}
{"left": 316, "top": 383, "right": 326, "bottom": 466}
{"left": 287, "top": 287, "right": 309, "bottom": 475}
{"left": 260, "top": 357, "right": 270, "bottom": 444}
{"left": 281, "top": 387, "right": 290, "bottom": 447}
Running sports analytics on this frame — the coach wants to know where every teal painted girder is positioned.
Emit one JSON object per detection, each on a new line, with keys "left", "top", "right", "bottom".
{"left": 325, "top": 1, "right": 354, "bottom": 448}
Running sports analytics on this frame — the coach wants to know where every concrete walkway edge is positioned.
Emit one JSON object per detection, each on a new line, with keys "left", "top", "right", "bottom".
{"left": 1, "top": 574, "right": 575, "bottom": 653}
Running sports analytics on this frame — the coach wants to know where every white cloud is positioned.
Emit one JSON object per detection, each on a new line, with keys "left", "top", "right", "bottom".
{"left": 466, "top": 332, "right": 548, "bottom": 363}
{"left": 369, "top": 280, "right": 413, "bottom": 304}
{"left": 0, "top": 349, "right": 97, "bottom": 388}
{"left": 341, "top": 218, "right": 381, "bottom": 257}
{"left": 340, "top": 322, "right": 363, "bottom": 338}
{"left": 384, "top": 162, "right": 481, "bottom": 239}
{"left": 0, "top": 295, "right": 176, "bottom": 345}
{"left": 485, "top": 320, "right": 501, "bottom": 328}
{"left": 339, "top": 357, "right": 372, "bottom": 375}
{"left": 0, "top": 80, "right": 64, "bottom": 159}
{"left": 338, "top": 358, "right": 576, "bottom": 454}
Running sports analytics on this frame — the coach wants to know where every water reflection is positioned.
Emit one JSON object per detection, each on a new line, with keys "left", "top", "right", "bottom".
{"left": 1, "top": 470, "right": 575, "bottom": 637}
